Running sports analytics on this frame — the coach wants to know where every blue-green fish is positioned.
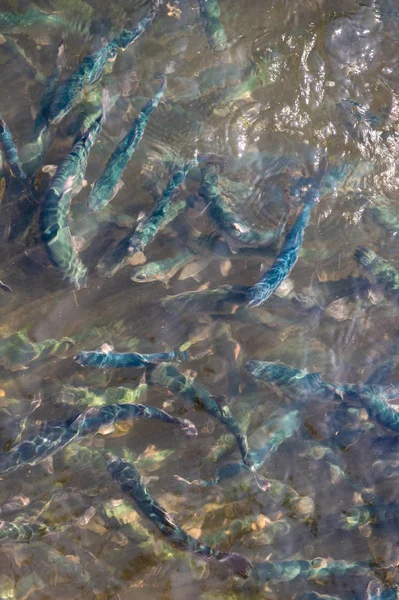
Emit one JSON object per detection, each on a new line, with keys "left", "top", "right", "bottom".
{"left": 354, "top": 246, "right": 399, "bottom": 300}
{"left": 0, "top": 114, "right": 27, "bottom": 181}
{"left": 40, "top": 114, "right": 103, "bottom": 288}
{"left": 148, "top": 363, "right": 269, "bottom": 491}
{"left": 251, "top": 557, "right": 369, "bottom": 585}
{"left": 22, "top": 40, "right": 66, "bottom": 175}
{"left": 48, "top": 1, "right": 161, "bottom": 125}
{"left": 178, "top": 410, "right": 300, "bottom": 488}
{"left": 245, "top": 360, "right": 399, "bottom": 432}
{"left": 87, "top": 76, "right": 166, "bottom": 212}
{"left": 0, "top": 402, "right": 196, "bottom": 475}
{"left": 198, "top": 0, "right": 228, "bottom": 52}
{"left": 106, "top": 453, "right": 252, "bottom": 578}
{"left": 236, "top": 177, "right": 319, "bottom": 307}
{"left": 97, "top": 157, "right": 197, "bottom": 277}
{"left": 199, "top": 161, "right": 280, "bottom": 250}
{"left": 74, "top": 347, "right": 188, "bottom": 368}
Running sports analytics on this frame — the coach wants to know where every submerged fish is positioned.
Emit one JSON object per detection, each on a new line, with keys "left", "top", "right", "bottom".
{"left": 245, "top": 360, "right": 399, "bottom": 433}
{"left": 0, "top": 114, "right": 27, "bottom": 182}
{"left": 40, "top": 115, "right": 103, "bottom": 288}
{"left": 199, "top": 161, "right": 280, "bottom": 249}
{"left": 97, "top": 158, "right": 197, "bottom": 277}
{"left": 354, "top": 246, "right": 399, "bottom": 299}
{"left": 148, "top": 363, "right": 269, "bottom": 491}
{"left": 238, "top": 177, "right": 319, "bottom": 308}
{"left": 0, "top": 519, "right": 54, "bottom": 542}
{"left": 0, "top": 402, "right": 196, "bottom": 474}
{"left": 48, "top": 1, "right": 161, "bottom": 124}
{"left": 106, "top": 453, "right": 252, "bottom": 578}
{"left": 74, "top": 347, "right": 188, "bottom": 368}
{"left": 251, "top": 557, "right": 369, "bottom": 585}
{"left": 0, "top": 331, "right": 74, "bottom": 370}
{"left": 131, "top": 249, "right": 199, "bottom": 284}
{"left": 179, "top": 410, "right": 300, "bottom": 488}
{"left": 87, "top": 76, "right": 166, "bottom": 212}
{"left": 198, "top": 0, "right": 228, "bottom": 52}
{"left": 22, "top": 40, "right": 66, "bottom": 176}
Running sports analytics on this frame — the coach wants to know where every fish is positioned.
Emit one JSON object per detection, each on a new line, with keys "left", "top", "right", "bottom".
{"left": 0, "top": 519, "right": 53, "bottom": 542}
{"left": 0, "top": 114, "right": 27, "bottom": 182}
{"left": 87, "top": 75, "right": 166, "bottom": 212}
{"left": 22, "top": 39, "right": 66, "bottom": 176}
{"left": 0, "top": 331, "right": 74, "bottom": 370}
{"left": 48, "top": 1, "right": 161, "bottom": 125}
{"left": 240, "top": 177, "right": 319, "bottom": 308}
{"left": 0, "top": 402, "right": 197, "bottom": 475}
{"left": 40, "top": 114, "right": 104, "bottom": 288}
{"left": 250, "top": 557, "right": 370, "bottom": 585}
{"left": 131, "top": 249, "right": 198, "bottom": 284}
{"left": 364, "top": 203, "right": 399, "bottom": 238}
{"left": 179, "top": 410, "right": 300, "bottom": 488}
{"left": 198, "top": 160, "right": 280, "bottom": 249}
{"left": 106, "top": 453, "right": 252, "bottom": 578}
{"left": 245, "top": 360, "right": 399, "bottom": 433}
{"left": 74, "top": 346, "right": 188, "bottom": 368}
{"left": 147, "top": 363, "right": 269, "bottom": 491}
{"left": 354, "top": 246, "right": 399, "bottom": 299}
{"left": 163, "top": 177, "right": 319, "bottom": 312}
{"left": 130, "top": 231, "right": 233, "bottom": 285}
{"left": 198, "top": 0, "right": 228, "bottom": 52}
{"left": 97, "top": 157, "right": 197, "bottom": 277}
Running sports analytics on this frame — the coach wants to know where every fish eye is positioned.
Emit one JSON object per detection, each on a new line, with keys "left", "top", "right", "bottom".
{"left": 134, "top": 273, "right": 147, "bottom": 281}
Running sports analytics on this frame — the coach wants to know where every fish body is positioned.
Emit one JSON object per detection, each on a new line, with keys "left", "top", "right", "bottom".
{"left": 148, "top": 363, "right": 268, "bottom": 490}
{"left": 198, "top": 0, "right": 228, "bottom": 52}
{"left": 0, "top": 115, "right": 26, "bottom": 181}
{"left": 131, "top": 249, "right": 197, "bottom": 283}
{"left": 87, "top": 76, "right": 166, "bottom": 212}
{"left": 199, "top": 162, "right": 279, "bottom": 249}
{"left": 74, "top": 348, "right": 188, "bottom": 368}
{"left": 242, "top": 178, "right": 319, "bottom": 307}
{"left": 97, "top": 157, "right": 196, "bottom": 277}
{"left": 0, "top": 402, "right": 196, "bottom": 474}
{"left": 48, "top": 41, "right": 118, "bottom": 125}
{"left": 0, "top": 519, "right": 51, "bottom": 542}
{"left": 251, "top": 558, "right": 369, "bottom": 585}
{"left": 40, "top": 116, "right": 103, "bottom": 287}
{"left": 48, "top": 1, "right": 161, "bottom": 125}
{"left": 22, "top": 40, "right": 65, "bottom": 175}
{"left": 107, "top": 453, "right": 252, "bottom": 578}
{"left": 245, "top": 360, "right": 399, "bottom": 432}
{"left": 354, "top": 246, "right": 399, "bottom": 298}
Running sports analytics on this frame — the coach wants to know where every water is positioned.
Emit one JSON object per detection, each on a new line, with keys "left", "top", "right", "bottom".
{"left": 0, "top": 0, "right": 399, "bottom": 597}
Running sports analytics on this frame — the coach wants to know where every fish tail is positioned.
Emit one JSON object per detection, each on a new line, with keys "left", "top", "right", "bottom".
{"left": 217, "top": 552, "right": 253, "bottom": 579}
{"left": 173, "top": 349, "right": 189, "bottom": 362}
{"left": 251, "top": 467, "right": 271, "bottom": 492}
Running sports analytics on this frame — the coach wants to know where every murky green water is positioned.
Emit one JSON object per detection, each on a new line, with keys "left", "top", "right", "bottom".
{"left": 1, "top": 0, "right": 399, "bottom": 598}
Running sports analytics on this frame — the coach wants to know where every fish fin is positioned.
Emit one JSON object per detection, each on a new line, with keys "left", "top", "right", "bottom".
{"left": 98, "top": 423, "right": 116, "bottom": 435}
{"left": 42, "top": 164, "right": 58, "bottom": 176}
{"left": 98, "top": 343, "right": 114, "bottom": 353}
{"left": 219, "top": 258, "right": 232, "bottom": 277}
{"left": 56, "top": 39, "right": 66, "bottom": 68}
{"left": 41, "top": 456, "right": 54, "bottom": 475}
{"left": 218, "top": 552, "right": 253, "bottom": 579}
{"left": 127, "top": 251, "right": 146, "bottom": 266}
{"left": 136, "top": 210, "right": 146, "bottom": 224}
{"left": 0, "top": 280, "right": 11, "bottom": 293}
{"left": 251, "top": 468, "right": 271, "bottom": 492}
{"left": 152, "top": 503, "right": 177, "bottom": 529}
{"left": 210, "top": 394, "right": 229, "bottom": 409}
